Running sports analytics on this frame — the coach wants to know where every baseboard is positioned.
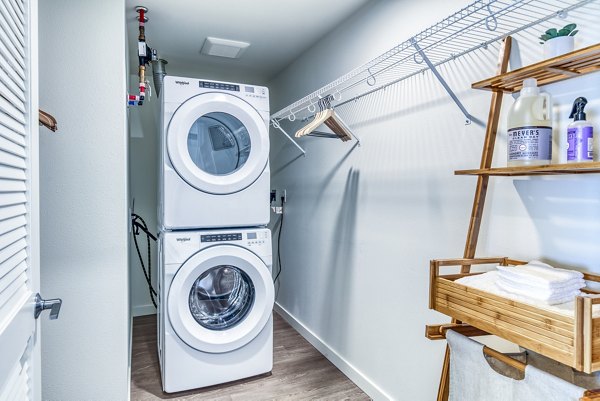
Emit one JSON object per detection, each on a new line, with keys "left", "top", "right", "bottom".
{"left": 274, "top": 303, "right": 391, "bottom": 401}
{"left": 127, "top": 313, "right": 133, "bottom": 401}
{"left": 132, "top": 303, "right": 156, "bottom": 317}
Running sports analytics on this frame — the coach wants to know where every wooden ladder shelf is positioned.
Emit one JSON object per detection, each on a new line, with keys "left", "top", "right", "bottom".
{"left": 430, "top": 37, "right": 600, "bottom": 401}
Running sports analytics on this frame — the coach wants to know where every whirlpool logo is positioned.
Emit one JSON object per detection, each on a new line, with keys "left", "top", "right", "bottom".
{"left": 175, "top": 80, "right": 189, "bottom": 85}
{"left": 176, "top": 237, "right": 191, "bottom": 242}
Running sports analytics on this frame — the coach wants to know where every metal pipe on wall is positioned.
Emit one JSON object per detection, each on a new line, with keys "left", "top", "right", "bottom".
{"left": 129, "top": 6, "right": 167, "bottom": 106}
{"left": 136, "top": 6, "right": 148, "bottom": 105}
{"left": 151, "top": 59, "right": 168, "bottom": 97}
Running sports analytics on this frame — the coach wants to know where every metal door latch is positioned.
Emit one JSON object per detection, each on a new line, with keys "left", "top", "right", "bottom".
{"left": 34, "top": 293, "right": 62, "bottom": 320}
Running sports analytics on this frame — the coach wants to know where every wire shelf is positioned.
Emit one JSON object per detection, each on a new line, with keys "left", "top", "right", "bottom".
{"left": 270, "top": 0, "right": 598, "bottom": 123}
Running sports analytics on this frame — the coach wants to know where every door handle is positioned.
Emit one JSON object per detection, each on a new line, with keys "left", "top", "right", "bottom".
{"left": 34, "top": 293, "right": 62, "bottom": 320}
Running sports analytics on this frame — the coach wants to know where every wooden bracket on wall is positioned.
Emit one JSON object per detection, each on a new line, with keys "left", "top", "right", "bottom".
{"left": 583, "top": 389, "right": 600, "bottom": 401}
{"left": 39, "top": 109, "right": 57, "bottom": 132}
{"left": 428, "top": 325, "right": 527, "bottom": 372}
{"left": 425, "top": 323, "right": 489, "bottom": 341}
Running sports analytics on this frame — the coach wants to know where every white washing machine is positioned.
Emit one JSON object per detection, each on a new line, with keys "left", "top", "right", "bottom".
{"left": 160, "top": 76, "right": 270, "bottom": 230}
{"left": 158, "top": 228, "right": 274, "bottom": 393}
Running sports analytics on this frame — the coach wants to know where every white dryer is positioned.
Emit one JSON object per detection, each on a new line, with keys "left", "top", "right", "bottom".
{"left": 160, "top": 76, "right": 270, "bottom": 230}
{"left": 158, "top": 228, "right": 274, "bottom": 393}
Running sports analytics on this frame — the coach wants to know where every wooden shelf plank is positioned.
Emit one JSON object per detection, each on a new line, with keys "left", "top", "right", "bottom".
{"left": 472, "top": 43, "right": 600, "bottom": 93}
{"left": 455, "top": 162, "right": 600, "bottom": 176}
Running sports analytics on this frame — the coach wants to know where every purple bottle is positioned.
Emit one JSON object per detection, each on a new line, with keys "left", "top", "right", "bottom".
{"left": 567, "top": 97, "right": 594, "bottom": 163}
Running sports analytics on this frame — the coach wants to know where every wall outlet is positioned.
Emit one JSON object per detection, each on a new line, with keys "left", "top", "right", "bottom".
{"left": 271, "top": 189, "right": 287, "bottom": 204}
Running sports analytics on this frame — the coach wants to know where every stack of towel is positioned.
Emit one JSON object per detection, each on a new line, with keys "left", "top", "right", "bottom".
{"left": 496, "top": 260, "right": 585, "bottom": 305}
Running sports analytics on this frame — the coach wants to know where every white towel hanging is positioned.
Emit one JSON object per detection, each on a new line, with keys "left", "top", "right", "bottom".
{"left": 447, "top": 330, "right": 586, "bottom": 401}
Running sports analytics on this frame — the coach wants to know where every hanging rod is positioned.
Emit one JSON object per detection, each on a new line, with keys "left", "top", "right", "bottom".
{"left": 270, "top": 0, "right": 598, "bottom": 124}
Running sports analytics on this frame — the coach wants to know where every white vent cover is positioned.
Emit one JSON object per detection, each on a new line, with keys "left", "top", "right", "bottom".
{"left": 201, "top": 37, "right": 250, "bottom": 59}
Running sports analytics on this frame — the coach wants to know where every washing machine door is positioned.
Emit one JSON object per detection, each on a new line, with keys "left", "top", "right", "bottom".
{"left": 167, "top": 92, "right": 269, "bottom": 195}
{"left": 168, "top": 244, "right": 274, "bottom": 353}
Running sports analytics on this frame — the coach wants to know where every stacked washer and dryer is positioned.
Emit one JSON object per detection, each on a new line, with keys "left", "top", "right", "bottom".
{"left": 158, "top": 76, "right": 274, "bottom": 393}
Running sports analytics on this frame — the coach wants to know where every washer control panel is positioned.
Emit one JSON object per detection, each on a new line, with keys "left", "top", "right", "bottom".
{"left": 164, "top": 229, "right": 272, "bottom": 264}
{"left": 246, "top": 230, "right": 269, "bottom": 247}
{"left": 201, "top": 233, "right": 242, "bottom": 242}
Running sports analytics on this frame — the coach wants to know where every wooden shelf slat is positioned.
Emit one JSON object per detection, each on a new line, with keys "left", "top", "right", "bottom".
{"left": 472, "top": 43, "right": 600, "bottom": 93}
{"left": 455, "top": 162, "right": 600, "bottom": 176}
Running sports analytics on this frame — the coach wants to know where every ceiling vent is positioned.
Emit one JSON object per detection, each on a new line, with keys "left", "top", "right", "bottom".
{"left": 201, "top": 37, "right": 250, "bottom": 59}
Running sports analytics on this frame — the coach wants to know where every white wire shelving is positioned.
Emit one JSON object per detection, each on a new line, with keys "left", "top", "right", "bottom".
{"left": 271, "top": 0, "right": 598, "bottom": 130}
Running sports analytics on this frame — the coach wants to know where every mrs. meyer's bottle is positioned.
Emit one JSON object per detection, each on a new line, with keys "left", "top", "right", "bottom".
{"left": 507, "top": 78, "right": 553, "bottom": 166}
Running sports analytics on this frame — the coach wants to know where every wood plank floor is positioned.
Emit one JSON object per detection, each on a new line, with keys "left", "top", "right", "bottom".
{"left": 131, "top": 313, "right": 370, "bottom": 400}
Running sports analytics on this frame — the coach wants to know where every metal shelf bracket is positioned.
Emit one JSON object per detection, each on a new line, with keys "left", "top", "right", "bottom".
{"left": 271, "top": 119, "right": 306, "bottom": 156}
{"left": 411, "top": 38, "right": 478, "bottom": 125}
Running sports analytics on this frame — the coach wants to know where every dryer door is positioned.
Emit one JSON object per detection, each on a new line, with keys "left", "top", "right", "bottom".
{"left": 167, "top": 93, "right": 269, "bottom": 195}
{"left": 168, "top": 245, "right": 274, "bottom": 353}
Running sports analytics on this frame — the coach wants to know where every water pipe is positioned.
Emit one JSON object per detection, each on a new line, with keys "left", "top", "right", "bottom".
{"left": 128, "top": 6, "right": 152, "bottom": 106}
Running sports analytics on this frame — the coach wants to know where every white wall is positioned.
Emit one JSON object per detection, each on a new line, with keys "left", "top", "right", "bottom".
{"left": 39, "top": 1, "right": 130, "bottom": 400}
{"left": 129, "top": 74, "right": 160, "bottom": 316}
{"left": 268, "top": 1, "right": 600, "bottom": 400}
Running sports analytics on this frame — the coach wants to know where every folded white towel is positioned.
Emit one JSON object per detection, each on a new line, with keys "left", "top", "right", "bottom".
{"left": 497, "top": 275, "right": 585, "bottom": 296}
{"left": 454, "top": 271, "right": 600, "bottom": 317}
{"left": 497, "top": 261, "right": 583, "bottom": 288}
{"left": 498, "top": 269, "right": 585, "bottom": 290}
{"left": 496, "top": 278, "right": 582, "bottom": 305}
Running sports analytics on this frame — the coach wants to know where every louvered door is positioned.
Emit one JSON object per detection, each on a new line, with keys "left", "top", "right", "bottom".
{"left": 0, "top": 0, "right": 40, "bottom": 400}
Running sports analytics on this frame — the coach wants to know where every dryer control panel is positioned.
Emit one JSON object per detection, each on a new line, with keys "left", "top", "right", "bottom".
{"left": 163, "top": 76, "right": 269, "bottom": 113}
{"left": 199, "top": 81, "right": 239, "bottom": 92}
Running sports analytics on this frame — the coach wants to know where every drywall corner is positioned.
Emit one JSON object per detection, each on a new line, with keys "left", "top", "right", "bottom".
{"left": 39, "top": 1, "right": 129, "bottom": 400}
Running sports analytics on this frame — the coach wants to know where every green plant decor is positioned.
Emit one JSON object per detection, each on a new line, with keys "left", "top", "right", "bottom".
{"left": 539, "top": 23, "right": 578, "bottom": 44}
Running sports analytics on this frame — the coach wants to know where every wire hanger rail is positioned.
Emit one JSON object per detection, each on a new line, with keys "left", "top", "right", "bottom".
{"left": 270, "top": 0, "right": 598, "bottom": 154}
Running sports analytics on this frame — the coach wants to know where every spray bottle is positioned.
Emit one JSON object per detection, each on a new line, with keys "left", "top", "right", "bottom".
{"left": 567, "top": 97, "right": 594, "bottom": 163}
{"left": 507, "top": 78, "right": 553, "bottom": 166}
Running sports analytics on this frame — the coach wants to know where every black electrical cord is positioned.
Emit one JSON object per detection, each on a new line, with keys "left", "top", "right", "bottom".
{"left": 273, "top": 199, "right": 284, "bottom": 288}
{"left": 131, "top": 213, "right": 157, "bottom": 308}
{"left": 132, "top": 216, "right": 156, "bottom": 306}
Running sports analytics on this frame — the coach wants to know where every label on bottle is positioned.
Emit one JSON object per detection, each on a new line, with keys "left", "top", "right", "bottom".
{"left": 508, "top": 126, "right": 552, "bottom": 162}
{"left": 567, "top": 126, "right": 593, "bottom": 162}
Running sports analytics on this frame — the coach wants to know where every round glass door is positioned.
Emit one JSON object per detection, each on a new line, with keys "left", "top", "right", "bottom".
{"left": 168, "top": 245, "right": 274, "bottom": 353}
{"left": 167, "top": 92, "right": 269, "bottom": 195}
{"left": 187, "top": 113, "right": 251, "bottom": 176}
{"left": 189, "top": 265, "right": 255, "bottom": 330}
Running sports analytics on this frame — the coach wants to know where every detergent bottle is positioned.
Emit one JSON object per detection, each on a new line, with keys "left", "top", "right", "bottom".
{"left": 507, "top": 78, "right": 553, "bottom": 166}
